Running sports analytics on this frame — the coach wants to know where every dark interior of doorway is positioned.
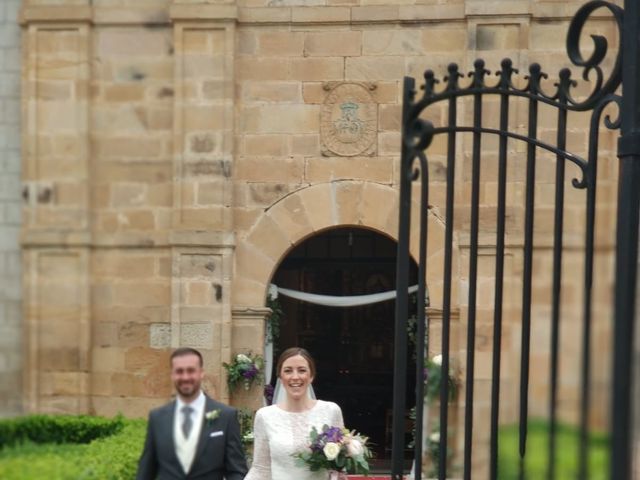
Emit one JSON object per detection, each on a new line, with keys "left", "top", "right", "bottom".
{"left": 271, "top": 227, "right": 418, "bottom": 472}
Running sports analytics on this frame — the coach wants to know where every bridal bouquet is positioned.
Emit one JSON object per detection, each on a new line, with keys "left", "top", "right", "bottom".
{"left": 293, "top": 424, "right": 372, "bottom": 476}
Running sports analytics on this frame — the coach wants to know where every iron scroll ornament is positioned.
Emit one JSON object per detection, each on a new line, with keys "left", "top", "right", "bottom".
{"left": 401, "top": 0, "right": 624, "bottom": 188}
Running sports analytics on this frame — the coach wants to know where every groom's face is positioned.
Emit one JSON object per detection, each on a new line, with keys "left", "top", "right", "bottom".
{"left": 171, "top": 353, "right": 204, "bottom": 400}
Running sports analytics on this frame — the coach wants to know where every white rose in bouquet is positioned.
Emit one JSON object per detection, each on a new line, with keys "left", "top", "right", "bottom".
{"left": 346, "top": 438, "right": 364, "bottom": 457}
{"left": 432, "top": 354, "right": 442, "bottom": 366}
{"left": 323, "top": 442, "right": 341, "bottom": 461}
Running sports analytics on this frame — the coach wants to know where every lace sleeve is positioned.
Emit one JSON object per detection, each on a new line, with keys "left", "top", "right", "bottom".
{"left": 244, "top": 409, "right": 271, "bottom": 480}
{"left": 332, "top": 402, "right": 344, "bottom": 428}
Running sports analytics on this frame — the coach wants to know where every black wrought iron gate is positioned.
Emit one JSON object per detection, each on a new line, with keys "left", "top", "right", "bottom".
{"left": 392, "top": 1, "right": 638, "bottom": 479}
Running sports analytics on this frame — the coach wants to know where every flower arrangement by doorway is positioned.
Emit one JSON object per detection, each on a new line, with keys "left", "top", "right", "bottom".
{"left": 408, "top": 354, "right": 459, "bottom": 477}
{"left": 424, "top": 354, "right": 458, "bottom": 403}
{"left": 223, "top": 352, "right": 264, "bottom": 391}
{"left": 237, "top": 408, "right": 255, "bottom": 463}
{"left": 422, "top": 355, "right": 458, "bottom": 476}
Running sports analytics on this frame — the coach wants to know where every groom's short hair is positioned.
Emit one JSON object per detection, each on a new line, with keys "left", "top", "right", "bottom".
{"left": 170, "top": 347, "right": 203, "bottom": 367}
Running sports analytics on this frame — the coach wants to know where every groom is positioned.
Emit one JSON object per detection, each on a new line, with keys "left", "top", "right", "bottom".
{"left": 136, "top": 347, "right": 248, "bottom": 480}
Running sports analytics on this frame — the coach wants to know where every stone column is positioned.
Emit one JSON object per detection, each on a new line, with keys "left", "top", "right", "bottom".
{"left": 169, "top": 1, "right": 237, "bottom": 403}
{"left": 20, "top": 1, "right": 92, "bottom": 414}
{"left": 0, "top": 0, "right": 22, "bottom": 417}
{"left": 169, "top": 238, "right": 235, "bottom": 403}
{"left": 231, "top": 306, "right": 270, "bottom": 410}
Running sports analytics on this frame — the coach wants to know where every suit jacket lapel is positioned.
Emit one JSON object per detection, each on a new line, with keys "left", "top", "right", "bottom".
{"left": 160, "top": 401, "right": 181, "bottom": 468}
{"left": 193, "top": 396, "right": 215, "bottom": 465}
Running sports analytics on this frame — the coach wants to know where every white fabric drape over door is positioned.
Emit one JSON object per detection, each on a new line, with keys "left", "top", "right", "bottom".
{"left": 263, "top": 284, "right": 419, "bottom": 405}
{"left": 272, "top": 284, "right": 418, "bottom": 307}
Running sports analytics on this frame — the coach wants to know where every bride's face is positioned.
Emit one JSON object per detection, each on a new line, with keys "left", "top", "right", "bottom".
{"left": 280, "top": 354, "right": 314, "bottom": 401}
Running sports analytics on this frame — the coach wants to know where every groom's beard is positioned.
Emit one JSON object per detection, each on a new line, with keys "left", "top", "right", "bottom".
{"left": 175, "top": 380, "right": 200, "bottom": 398}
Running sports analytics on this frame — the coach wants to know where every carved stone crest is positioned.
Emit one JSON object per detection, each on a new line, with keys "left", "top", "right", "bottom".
{"left": 320, "top": 82, "right": 377, "bottom": 157}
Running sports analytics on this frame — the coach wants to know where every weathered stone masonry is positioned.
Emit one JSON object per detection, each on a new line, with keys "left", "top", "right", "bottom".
{"left": 0, "top": 0, "right": 22, "bottom": 417}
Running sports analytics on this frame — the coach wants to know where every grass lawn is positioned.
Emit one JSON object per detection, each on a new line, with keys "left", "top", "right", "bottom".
{"left": 498, "top": 419, "right": 609, "bottom": 480}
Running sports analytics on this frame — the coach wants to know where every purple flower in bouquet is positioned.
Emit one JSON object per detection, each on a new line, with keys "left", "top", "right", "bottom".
{"left": 264, "top": 384, "right": 275, "bottom": 405}
{"left": 310, "top": 438, "right": 324, "bottom": 453}
{"left": 324, "top": 426, "right": 344, "bottom": 444}
{"left": 309, "top": 425, "right": 343, "bottom": 452}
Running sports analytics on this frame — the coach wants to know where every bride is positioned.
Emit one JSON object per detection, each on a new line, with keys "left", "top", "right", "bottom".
{"left": 244, "top": 347, "right": 346, "bottom": 480}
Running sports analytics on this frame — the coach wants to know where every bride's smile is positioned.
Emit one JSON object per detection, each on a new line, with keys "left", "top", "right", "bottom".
{"left": 280, "top": 354, "right": 315, "bottom": 405}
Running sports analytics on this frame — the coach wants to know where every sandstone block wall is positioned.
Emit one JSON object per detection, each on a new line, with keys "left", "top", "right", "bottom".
{"left": 0, "top": 0, "right": 21, "bottom": 417}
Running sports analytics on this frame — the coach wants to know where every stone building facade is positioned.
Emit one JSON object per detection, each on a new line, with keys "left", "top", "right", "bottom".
{"left": 18, "top": 0, "right": 627, "bottom": 473}
{"left": 0, "top": 0, "right": 22, "bottom": 417}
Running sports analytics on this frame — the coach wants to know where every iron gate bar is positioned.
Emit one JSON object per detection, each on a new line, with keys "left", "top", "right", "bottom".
{"left": 438, "top": 64, "right": 460, "bottom": 480}
{"left": 426, "top": 126, "right": 589, "bottom": 167}
{"left": 391, "top": 76, "right": 414, "bottom": 480}
{"left": 517, "top": 62, "right": 540, "bottom": 480}
{"left": 394, "top": 2, "right": 628, "bottom": 479}
{"left": 577, "top": 92, "right": 616, "bottom": 480}
{"left": 413, "top": 148, "right": 429, "bottom": 480}
{"left": 462, "top": 59, "right": 488, "bottom": 480}
{"left": 612, "top": 0, "right": 640, "bottom": 478}
{"left": 489, "top": 58, "right": 513, "bottom": 480}
{"left": 548, "top": 73, "right": 570, "bottom": 480}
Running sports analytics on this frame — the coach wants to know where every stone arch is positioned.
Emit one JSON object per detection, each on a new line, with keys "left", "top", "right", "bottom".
{"left": 232, "top": 180, "right": 457, "bottom": 308}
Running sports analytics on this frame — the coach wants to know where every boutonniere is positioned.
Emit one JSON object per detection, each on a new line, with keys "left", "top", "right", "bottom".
{"left": 205, "top": 409, "right": 221, "bottom": 425}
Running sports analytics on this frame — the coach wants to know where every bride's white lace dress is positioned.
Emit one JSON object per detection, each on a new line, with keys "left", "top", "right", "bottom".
{"left": 244, "top": 400, "right": 344, "bottom": 480}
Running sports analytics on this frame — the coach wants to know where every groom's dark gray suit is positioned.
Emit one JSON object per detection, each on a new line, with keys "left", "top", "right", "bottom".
{"left": 136, "top": 395, "right": 248, "bottom": 480}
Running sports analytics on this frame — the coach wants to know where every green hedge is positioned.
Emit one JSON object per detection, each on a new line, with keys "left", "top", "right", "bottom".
{"left": 0, "top": 414, "right": 125, "bottom": 448}
{"left": 0, "top": 415, "right": 147, "bottom": 480}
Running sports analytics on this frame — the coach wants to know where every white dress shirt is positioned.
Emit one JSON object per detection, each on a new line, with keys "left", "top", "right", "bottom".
{"left": 174, "top": 391, "right": 205, "bottom": 474}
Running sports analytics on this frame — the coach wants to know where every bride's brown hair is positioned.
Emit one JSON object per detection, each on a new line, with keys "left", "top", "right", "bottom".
{"left": 276, "top": 347, "right": 316, "bottom": 378}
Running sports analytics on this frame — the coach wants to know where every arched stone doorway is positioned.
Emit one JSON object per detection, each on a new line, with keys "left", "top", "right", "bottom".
{"left": 232, "top": 180, "right": 458, "bottom": 470}
{"left": 270, "top": 226, "right": 418, "bottom": 470}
